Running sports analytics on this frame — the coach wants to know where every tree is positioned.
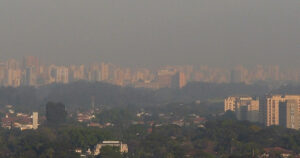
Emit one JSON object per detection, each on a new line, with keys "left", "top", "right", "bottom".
{"left": 98, "top": 146, "right": 123, "bottom": 158}
{"left": 46, "top": 102, "right": 67, "bottom": 126}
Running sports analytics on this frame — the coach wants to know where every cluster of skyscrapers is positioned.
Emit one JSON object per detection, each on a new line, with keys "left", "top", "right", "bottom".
{"left": 1, "top": 56, "right": 300, "bottom": 89}
{"left": 225, "top": 95, "right": 300, "bottom": 130}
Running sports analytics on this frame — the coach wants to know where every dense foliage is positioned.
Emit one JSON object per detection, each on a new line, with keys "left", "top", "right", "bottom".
{"left": 0, "top": 126, "right": 112, "bottom": 158}
{"left": 2, "top": 117, "right": 300, "bottom": 158}
{"left": 46, "top": 102, "right": 67, "bottom": 126}
{"left": 122, "top": 115, "right": 300, "bottom": 158}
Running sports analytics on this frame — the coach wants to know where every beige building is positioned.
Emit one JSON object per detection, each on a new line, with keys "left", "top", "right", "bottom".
{"left": 32, "top": 112, "right": 39, "bottom": 130}
{"left": 225, "top": 97, "right": 238, "bottom": 112}
{"left": 171, "top": 72, "right": 187, "bottom": 89}
{"left": 47, "top": 65, "right": 69, "bottom": 84}
{"left": 101, "top": 63, "right": 110, "bottom": 81}
{"left": 263, "top": 95, "right": 300, "bottom": 127}
{"left": 56, "top": 66, "right": 69, "bottom": 84}
{"left": 224, "top": 96, "right": 259, "bottom": 122}
{"left": 6, "top": 69, "right": 22, "bottom": 87}
{"left": 279, "top": 100, "right": 299, "bottom": 130}
{"left": 225, "top": 96, "right": 259, "bottom": 112}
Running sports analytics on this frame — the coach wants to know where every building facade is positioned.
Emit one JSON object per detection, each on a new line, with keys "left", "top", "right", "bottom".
{"left": 224, "top": 96, "right": 259, "bottom": 122}
{"left": 262, "top": 95, "right": 300, "bottom": 127}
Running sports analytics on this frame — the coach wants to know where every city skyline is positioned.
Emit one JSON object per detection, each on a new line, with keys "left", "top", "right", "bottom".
{"left": 1, "top": 56, "right": 300, "bottom": 88}
{"left": 2, "top": 55, "right": 300, "bottom": 70}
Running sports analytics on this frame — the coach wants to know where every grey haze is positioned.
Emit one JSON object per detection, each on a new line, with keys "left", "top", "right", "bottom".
{"left": 0, "top": 0, "right": 300, "bottom": 68}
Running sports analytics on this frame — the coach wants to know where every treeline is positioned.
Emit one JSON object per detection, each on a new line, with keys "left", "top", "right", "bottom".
{"left": 124, "top": 117, "right": 300, "bottom": 158}
{"left": 1, "top": 106, "right": 300, "bottom": 157}
{"left": 0, "top": 126, "right": 113, "bottom": 158}
{"left": 0, "top": 81, "right": 295, "bottom": 112}
{"left": 90, "top": 105, "right": 300, "bottom": 157}
{"left": 92, "top": 101, "right": 224, "bottom": 129}
{"left": 271, "top": 84, "right": 300, "bottom": 95}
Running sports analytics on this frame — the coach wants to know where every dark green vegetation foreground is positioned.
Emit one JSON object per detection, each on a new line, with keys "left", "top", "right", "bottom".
{"left": 1, "top": 113, "right": 300, "bottom": 158}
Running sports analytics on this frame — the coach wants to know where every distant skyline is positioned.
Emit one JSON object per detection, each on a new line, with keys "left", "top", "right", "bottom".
{"left": 1, "top": 0, "right": 300, "bottom": 68}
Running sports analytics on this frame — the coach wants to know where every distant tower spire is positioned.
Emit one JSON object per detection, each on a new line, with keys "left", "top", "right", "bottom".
{"left": 91, "top": 96, "right": 95, "bottom": 113}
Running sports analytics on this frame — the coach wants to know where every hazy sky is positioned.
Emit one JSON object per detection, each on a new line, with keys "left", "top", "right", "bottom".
{"left": 0, "top": 0, "right": 300, "bottom": 67}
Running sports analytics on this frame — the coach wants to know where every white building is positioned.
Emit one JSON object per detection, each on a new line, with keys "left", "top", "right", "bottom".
{"left": 32, "top": 112, "right": 39, "bottom": 130}
{"left": 94, "top": 141, "right": 128, "bottom": 156}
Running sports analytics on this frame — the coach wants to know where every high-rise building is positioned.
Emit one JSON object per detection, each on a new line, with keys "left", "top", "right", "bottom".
{"left": 87, "top": 63, "right": 101, "bottom": 82}
{"left": 47, "top": 65, "right": 57, "bottom": 84}
{"left": 157, "top": 74, "right": 172, "bottom": 88}
{"left": 279, "top": 100, "right": 299, "bottom": 130}
{"left": 224, "top": 96, "right": 259, "bottom": 112}
{"left": 89, "top": 69, "right": 101, "bottom": 82}
{"left": 254, "top": 65, "right": 266, "bottom": 81}
{"left": 114, "top": 68, "right": 124, "bottom": 86}
{"left": 184, "top": 65, "right": 194, "bottom": 82}
{"left": 24, "top": 66, "right": 37, "bottom": 86}
{"left": 23, "top": 56, "right": 39, "bottom": 69}
{"left": 224, "top": 96, "right": 259, "bottom": 122}
{"left": 179, "top": 72, "right": 187, "bottom": 88}
{"left": 32, "top": 112, "right": 39, "bottom": 130}
{"left": 171, "top": 72, "right": 187, "bottom": 89}
{"left": 47, "top": 66, "right": 69, "bottom": 84}
{"left": 69, "top": 65, "right": 78, "bottom": 82}
{"left": 7, "top": 59, "right": 20, "bottom": 70}
{"left": 262, "top": 95, "right": 300, "bottom": 127}
{"left": 230, "top": 66, "right": 247, "bottom": 83}
{"left": 56, "top": 66, "right": 69, "bottom": 84}
{"left": 101, "top": 63, "right": 109, "bottom": 81}
{"left": 124, "top": 68, "right": 132, "bottom": 81}
{"left": 268, "top": 65, "right": 280, "bottom": 81}
{"left": 0, "top": 63, "right": 5, "bottom": 86}
{"left": 6, "top": 69, "right": 21, "bottom": 87}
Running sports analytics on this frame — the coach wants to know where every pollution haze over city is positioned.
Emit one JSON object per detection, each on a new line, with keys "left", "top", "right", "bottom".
{"left": 1, "top": 0, "right": 300, "bottom": 68}
{"left": 2, "top": 1, "right": 300, "bottom": 158}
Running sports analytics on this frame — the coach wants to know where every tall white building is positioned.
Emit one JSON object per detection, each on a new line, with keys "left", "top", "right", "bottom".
{"left": 32, "top": 112, "right": 39, "bottom": 130}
